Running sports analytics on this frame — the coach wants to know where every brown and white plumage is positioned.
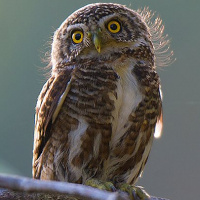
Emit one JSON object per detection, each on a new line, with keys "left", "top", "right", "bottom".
{"left": 33, "top": 3, "right": 172, "bottom": 185}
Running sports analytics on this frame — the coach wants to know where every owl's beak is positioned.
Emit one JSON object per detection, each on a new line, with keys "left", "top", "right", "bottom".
{"left": 93, "top": 33, "right": 101, "bottom": 53}
{"left": 88, "top": 29, "right": 102, "bottom": 53}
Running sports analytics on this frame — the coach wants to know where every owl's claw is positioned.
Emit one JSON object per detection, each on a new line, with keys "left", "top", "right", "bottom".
{"left": 119, "top": 183, "right": 150, "bottom": 200}
{"left": 85, "top": 178, "right": 116, "bottom": 192}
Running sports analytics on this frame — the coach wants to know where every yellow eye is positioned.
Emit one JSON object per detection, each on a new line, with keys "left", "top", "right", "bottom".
{"left": 107, "top": 20, "right": 121, "bottom": 33}
{"left": 72, "top": 30, "right": 83, "bottom": 44}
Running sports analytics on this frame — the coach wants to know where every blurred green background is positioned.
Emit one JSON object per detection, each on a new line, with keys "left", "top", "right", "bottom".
{"left": 0, "top": 0, "right": 199, "bottom": 199}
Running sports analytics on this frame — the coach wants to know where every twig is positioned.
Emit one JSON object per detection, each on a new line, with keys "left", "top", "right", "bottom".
{"left": 0, "top": 174, "right": 169, "bottom": 200}
{"left": 0, "top": 174, "right": 127, "bottom": 200}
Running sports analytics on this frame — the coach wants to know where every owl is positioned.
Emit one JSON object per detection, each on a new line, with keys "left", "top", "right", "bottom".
{"left": 33, "top": 2, "right": 172, "bottom": 191}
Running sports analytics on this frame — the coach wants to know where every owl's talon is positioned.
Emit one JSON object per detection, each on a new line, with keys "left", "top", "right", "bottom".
{"left": 119, "top": 183, "right": 150, "bottom": 200}
{"left": 85, "top": 179, "right": 116, "bottom": 192}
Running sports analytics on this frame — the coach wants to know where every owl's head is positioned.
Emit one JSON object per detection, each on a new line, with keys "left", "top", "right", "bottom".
{"left": 51, "top": 3, "right": 173, "bottom": 69}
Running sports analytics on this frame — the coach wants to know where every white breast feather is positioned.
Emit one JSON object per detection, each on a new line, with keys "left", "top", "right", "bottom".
{"left": 102, "top": 60, "right": 143, "bottom": 179}
{"left": 68, "top": 118, "right": 88, "bottom": 178}
{"left": 111, "top": 60, "right": 143, "bottom": 147}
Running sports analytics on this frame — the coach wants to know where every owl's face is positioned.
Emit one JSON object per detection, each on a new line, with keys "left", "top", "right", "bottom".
{"left": 51, "top": 3, "right": 153, "bottom": 67}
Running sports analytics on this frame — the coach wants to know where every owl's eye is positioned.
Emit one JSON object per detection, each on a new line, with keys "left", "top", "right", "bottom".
{"left": 107, "top": 20, "right": 121, "bottom": 33}
{"left": 72, "top": 30, "right": 83, "bottom": 44}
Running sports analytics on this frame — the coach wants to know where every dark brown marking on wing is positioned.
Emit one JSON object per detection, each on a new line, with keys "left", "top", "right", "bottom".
{"left": 33, "top": 66, "right": 73, "bottom": 178}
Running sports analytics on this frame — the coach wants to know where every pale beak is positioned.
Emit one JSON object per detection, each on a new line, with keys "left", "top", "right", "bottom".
{"left": 93, "top": 33, "right": 101, "bottom": 53}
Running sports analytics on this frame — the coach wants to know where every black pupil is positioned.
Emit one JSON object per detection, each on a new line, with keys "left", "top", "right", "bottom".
{"left": 75, "top": 33, "right": 81, "bottom": 40}
{"left": 110, "top": 23, "right": 117, "bottom": 30}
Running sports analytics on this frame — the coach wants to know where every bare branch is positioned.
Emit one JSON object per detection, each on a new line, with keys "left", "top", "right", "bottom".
{"left": 0, "top": 174, "right": 169, "bottom": 200}
{"left": 0, "top": 174, "right": 127, "bottom": 200}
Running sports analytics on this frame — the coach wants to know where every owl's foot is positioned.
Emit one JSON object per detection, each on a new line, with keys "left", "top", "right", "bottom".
{"left": 85, "top": 178, "right": 116, "bottom": 192}
{"left": 118, "top": 183, "right": 150, "bottom": 200}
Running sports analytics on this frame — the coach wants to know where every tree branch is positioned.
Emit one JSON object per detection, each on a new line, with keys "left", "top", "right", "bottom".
{"left": 0, "top": 174, "right": 169, "bottom": 200}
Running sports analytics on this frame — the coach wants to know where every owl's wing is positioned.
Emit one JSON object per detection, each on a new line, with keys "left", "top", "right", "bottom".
{"left": 32, "top": 67, "right": 73, "bottom": 178}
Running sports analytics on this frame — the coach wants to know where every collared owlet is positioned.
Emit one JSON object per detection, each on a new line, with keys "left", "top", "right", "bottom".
{"left": 33, "top": 3, "right": 173, "bottom": 187}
